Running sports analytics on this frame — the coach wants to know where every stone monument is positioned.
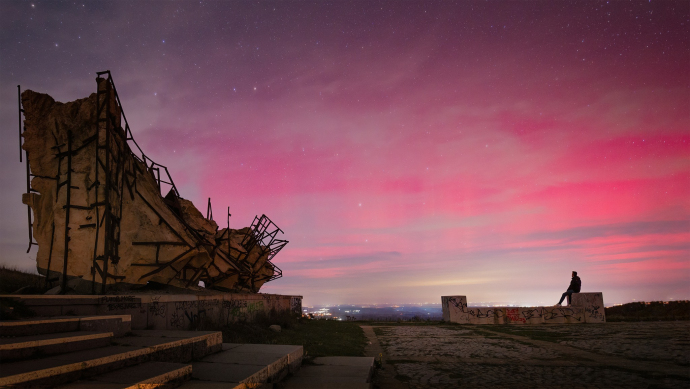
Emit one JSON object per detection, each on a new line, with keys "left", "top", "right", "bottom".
{"left": 19, "top": 71, "right": 288, "bottom": 294}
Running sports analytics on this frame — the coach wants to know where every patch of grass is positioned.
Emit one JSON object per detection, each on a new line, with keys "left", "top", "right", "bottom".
{"left": 0, "top": 264, "right": 50, "bottom": 294}
{"left": 223, "top": 314, "right": 367, "bottom": 360}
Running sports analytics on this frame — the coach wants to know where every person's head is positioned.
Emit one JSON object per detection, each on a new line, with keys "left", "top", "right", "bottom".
{"left": 572, "top": 271, "right": 577, "bottom": 277}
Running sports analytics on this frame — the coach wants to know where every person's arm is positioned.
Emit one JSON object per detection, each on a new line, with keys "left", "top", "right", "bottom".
{"left": 567, "top": 278, "right": 576, "bottom": 291}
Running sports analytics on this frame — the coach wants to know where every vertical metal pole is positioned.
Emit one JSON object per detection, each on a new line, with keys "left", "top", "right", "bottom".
{"left": 116, "top": 139, "right": 125, "bottom": 265}
{"left": 61, "top": 130, "right": 73, "bottom": 293}
{"left": 228, "top": 207, "right": 232, "bottom": 257}
{"left": 91, "top": 79, "right": 102, "bottom": 294}
{"left": 45, "top": 221, "right": 55, "bottom": 289}
{"left": 101, "top": 79, "right": 112, "bottom": 294}
{"left": 20, "top": 85, "right": 34, "bottom": 253}
{"left": 25, "top": 146, "right": 33, "bottom": 253}
{"left": 18, "top": 85, "right": 22, "bottom": 162}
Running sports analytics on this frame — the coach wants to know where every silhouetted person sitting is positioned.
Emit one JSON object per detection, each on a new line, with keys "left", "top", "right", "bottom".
{"left": 556, "top": 271, "right": 581, "bottom": 306}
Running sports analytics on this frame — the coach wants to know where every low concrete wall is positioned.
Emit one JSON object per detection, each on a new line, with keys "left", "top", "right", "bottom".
{"left": 1, "top": 293, "right": 302, "bottom": 330}
{"left": 441, "top": 293, "right": 604, "bottom": 324}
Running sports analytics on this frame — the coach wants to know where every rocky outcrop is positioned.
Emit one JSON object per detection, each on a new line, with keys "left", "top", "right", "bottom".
{"left": 20, "top": 74, "right": 286, "bottom": 294}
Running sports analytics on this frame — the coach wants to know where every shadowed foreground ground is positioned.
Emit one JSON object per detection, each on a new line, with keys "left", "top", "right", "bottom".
{"left": 363, "top": 321, "right": 690, "bottom": 389}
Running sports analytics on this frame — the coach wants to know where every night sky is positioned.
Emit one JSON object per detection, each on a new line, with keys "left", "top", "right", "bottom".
{"left": 0, "top": 1, "right": 688, "bottom": 306}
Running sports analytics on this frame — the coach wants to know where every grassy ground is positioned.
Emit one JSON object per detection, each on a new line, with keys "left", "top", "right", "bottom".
{"left": 606, "top": 301, "right": 689, "bottom": 321}
{"left": 223, "top": 313, "right": 367, "bottom": 360}
{"left": 0, "top": 264, "right": 49, "bottom": 294}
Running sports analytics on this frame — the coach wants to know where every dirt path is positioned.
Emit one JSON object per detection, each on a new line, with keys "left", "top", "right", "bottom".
{"left": 360, "top": 325, "right": 409, "bottom": 389}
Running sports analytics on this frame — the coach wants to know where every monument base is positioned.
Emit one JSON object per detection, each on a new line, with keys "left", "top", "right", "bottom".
{"left": 0, "top": 293, "right": 302, "bottom": 330}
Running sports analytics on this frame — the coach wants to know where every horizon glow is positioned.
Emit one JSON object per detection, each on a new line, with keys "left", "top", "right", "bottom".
{"left": 0, "top": 1, "right": 688, "bottom": 307}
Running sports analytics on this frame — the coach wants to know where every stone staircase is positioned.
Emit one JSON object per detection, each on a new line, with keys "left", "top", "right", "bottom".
{"left": 0, "top": 315, "right": 303, "bottom": 388}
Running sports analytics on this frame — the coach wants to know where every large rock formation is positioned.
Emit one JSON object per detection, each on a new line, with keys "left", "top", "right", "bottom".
{"left": 20, "top": 72, "right": 287, "bottom": 294}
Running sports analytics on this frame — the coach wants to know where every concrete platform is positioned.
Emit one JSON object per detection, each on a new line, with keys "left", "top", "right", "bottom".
{"left": 278, "top": 356, "right": 374, "bottom": 389}
{"left": 0, "top": 315, "right": 131, "bottom": 337}
{"left": 222, "top": 343, "right": 304, "bottom": 373}
{"left": 57, "top": 361, "right": 192, "bottom": 388}
{"left": 0, "top": 330, "right": 221, "bottom": 387}
{"left": 0, "top": 330, "right": 113, "bottom": 362}
{"left": 178, "top": 343, "right": 303, "bottom": 388}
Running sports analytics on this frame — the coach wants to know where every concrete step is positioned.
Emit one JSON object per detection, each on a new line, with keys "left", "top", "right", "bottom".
{"left": 0, "top": 330, "right": 114, "bottom": 362}
{"left": 277, "top": 356, "right": 374, "bottom": 389}
{"left": 176, "top": 382, "right": 272, "bottom": 389}
{"left": 57, "top": 361, "right": 192, "bottom": 388}
{"left": 0, "top": 315, "right": 131, "bottom": 337}
{"left": 178, "top": 343, "right": 303, "bottom": 389}
{"left": 0, "top": 330, "right": 222, "bottom": 388}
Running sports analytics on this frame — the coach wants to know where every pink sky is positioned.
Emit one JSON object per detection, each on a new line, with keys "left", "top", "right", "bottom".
{"left": 0, "top": 1, "right": 688, "bottom": 306}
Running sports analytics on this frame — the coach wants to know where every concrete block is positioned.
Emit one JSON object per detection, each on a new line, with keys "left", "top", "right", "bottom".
{"left": 571, "top": 293, "right": 606, "bottom": 323}
{"left": 441, "top": 296, "right": 469, "bottom": 323}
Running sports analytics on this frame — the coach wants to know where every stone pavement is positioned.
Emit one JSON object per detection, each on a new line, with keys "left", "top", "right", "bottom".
{"left": 364, "top": 321, "right": 690, "bottom": 388}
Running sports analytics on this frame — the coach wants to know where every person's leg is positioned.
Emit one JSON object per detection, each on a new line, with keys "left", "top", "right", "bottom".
{"left": 557, "top": 292, "right": 568, "bottom": 305}
{"left": 564, "top": 290, "right": 574, "bottom": 305}
{"left": 557, "top": 290, "right": 574, "bottom": 305}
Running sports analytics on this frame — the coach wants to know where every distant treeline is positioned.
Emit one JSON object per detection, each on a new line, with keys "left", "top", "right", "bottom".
{"left": 605, "top": 301, "right": 689, "bottom": 322}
